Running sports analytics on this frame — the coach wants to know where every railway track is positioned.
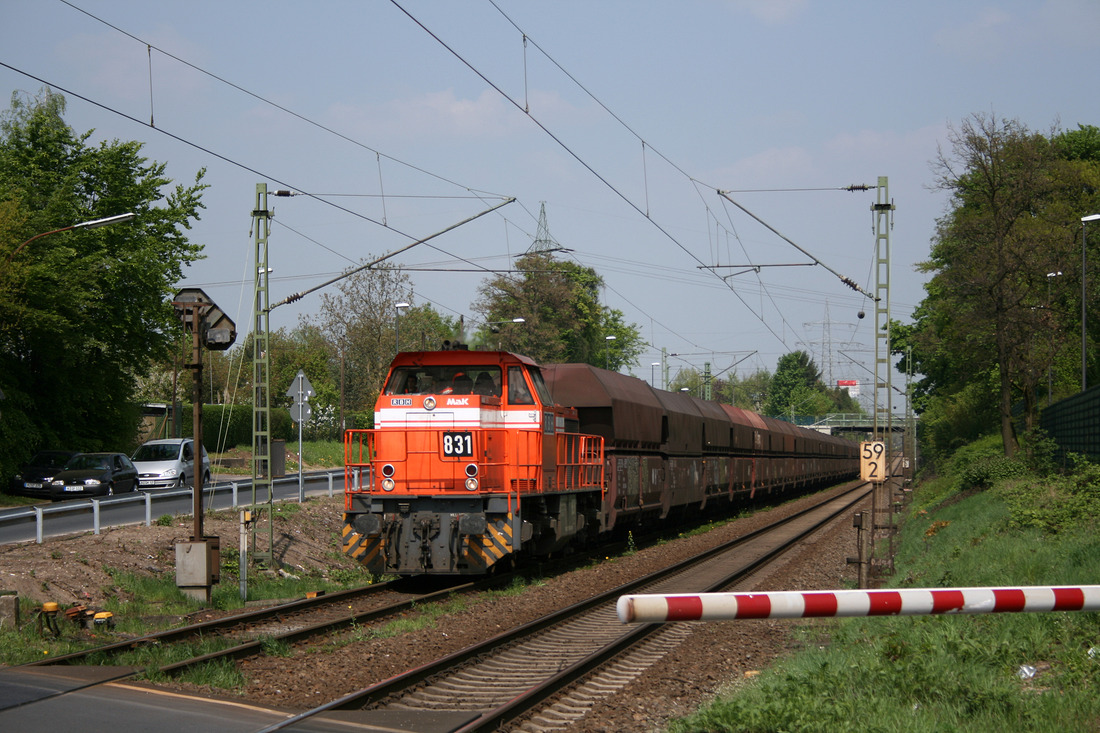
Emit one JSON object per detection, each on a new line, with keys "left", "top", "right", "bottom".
{"left": 258, "top": 481, "right": 871, "bottom": 733}
{"left": 16, "top": 525, "right": 641, "bottom": 681}
{"left": 22, "top": 575, "right": 492, "bottom": 674}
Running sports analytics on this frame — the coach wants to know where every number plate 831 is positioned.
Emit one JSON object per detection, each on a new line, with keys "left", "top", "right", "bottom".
{"left": 442, "top": 432, "right": 474, "bottom": 457}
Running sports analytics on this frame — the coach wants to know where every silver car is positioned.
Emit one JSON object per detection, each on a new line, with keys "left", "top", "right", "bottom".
{"left": 131, "top": 438, "right": 211, "bottom": 489}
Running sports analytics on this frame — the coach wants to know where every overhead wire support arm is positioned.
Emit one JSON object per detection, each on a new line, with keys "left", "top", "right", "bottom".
{"left": 269, "top": 197, "right": 515, "bottom": 310}
{"left": 699, "top": 263, "right": 817, "bottom": 280}
{"left": 716, "top": 189, "right": 879, "bottom": 302}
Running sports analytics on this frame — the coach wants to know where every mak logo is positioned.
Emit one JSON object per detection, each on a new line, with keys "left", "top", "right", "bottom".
{"left": 446, "top": 397, "right": 470, "bottom": 406}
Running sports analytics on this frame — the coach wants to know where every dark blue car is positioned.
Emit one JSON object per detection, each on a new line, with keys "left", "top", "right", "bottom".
{"left": 8, "top": 450, "right": 80, "bottom": 498}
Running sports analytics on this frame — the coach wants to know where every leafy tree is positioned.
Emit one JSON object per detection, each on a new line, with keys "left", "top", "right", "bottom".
{"left": 1056, "top": 123, "right": 1100, "bottom": 162}
{"left": 301, "top": 263, "right": 454, "bottom": 425}
{"left": 909, "top": 113, "right": 1099, "bottom": 458}
{"left": 719, "top": 368, "right": 772, "bottom": 411}
{"left": 759, "top": 351, "right": 860, "bottom": 419}
{"left": 668, "top": 367, "right": 704, "bottom": 397}
{"left": 0, "top": 89, "right": 207, "bottom": 478}
{"left": 472, "top": 251, "right": 643, "bottom": 370}
{"left": 764, "top": 351, "right": 820, "bottom": 417}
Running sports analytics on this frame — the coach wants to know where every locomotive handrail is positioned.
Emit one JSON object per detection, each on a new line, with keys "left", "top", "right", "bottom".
{"left": 554, "top": 432, "right": 605, "bottom": 494}
{"left": 344, "top": 427, "right": 545, "bottom": 498}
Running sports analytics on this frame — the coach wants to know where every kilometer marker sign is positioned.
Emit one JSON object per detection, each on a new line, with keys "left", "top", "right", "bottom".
{"left": 860, "top": 440, "right": 886, "bottom": 482}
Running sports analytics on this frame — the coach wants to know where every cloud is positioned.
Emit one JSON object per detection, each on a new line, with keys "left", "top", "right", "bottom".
{"left": 712, "top": 146, "right": 817, "bottom": 189}
{"left": 933, "top": 1, "right": 1100, "bottom": 63}
{"left": 328, "top": 87, "right": 588, "bottom": 142}
{"left": 932, "top": 7, "right": 1015, "bottom": 62}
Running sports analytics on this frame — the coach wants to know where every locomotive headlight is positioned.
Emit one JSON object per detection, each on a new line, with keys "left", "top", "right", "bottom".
{"left": 381, "top": 477, "right": 396, "bottom": 491}
{"left": 381, "top": 464, "right": 395, "bottom": 478}
{"left": 464, "top": 463, "right": 478, "bottom": 478}
{"left": 465, "top": 477, "right": 479, "bottom": 491}
{"left": 423, "top": 396, "right": 436, "bottom": 411}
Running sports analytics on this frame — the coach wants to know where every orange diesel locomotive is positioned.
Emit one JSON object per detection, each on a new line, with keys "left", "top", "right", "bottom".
{"left": 342, "top": 346, "right": 858, "bottom": 575}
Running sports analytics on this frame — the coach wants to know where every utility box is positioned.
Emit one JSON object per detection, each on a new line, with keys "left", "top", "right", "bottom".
{"left": 0, "top": 591, "right": 18, "bottom": 629}
{"left": 271, "top": 438, "right": 286, "bottom": 477}
{"left": 176, "top": 537, "right": 220, "bottom": 602}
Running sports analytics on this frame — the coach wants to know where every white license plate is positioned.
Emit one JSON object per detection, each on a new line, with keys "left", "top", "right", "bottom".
{"left": 64, "top": 486, "right": 82, "bottom": 492}
{"left": 25, "top": 482, "right": 42, "bottom": 488}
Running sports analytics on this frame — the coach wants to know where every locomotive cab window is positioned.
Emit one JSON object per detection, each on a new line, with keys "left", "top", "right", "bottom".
{"left": 528, "top": 367, "right": 554, "bottom": 405}
{"left": 507, "top": 366, "right": 535, "bottom": 405}
{"left": 385, "top": 366, "right": 501, "bottom": 396}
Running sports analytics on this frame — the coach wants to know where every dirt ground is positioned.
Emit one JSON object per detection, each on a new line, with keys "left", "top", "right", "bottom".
{"left": 0, "top": 484, "right": 867, "bottom": 731}
{"left": 0, "top": 496, "right": 362, "bottom": 609}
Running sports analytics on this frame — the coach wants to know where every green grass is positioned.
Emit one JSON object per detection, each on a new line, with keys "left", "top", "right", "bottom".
{"left": 0, "top": 561, "right": 372, "bottom": 667}
{"left": 668, "top": 447, "right": 1100, "bottom": 732}
{"left": 301, "top": 440, "right": 345, "bottom": 469}
{"left": 320, "top": 595, "right": 472, "bottom": 652}
{"left": 0, "top": 493, "right": 43, "bottom": 508}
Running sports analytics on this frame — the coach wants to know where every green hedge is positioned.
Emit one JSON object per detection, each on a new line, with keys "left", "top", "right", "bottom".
{"left": 178, "top": 404, "right": 295, "bottom": 450}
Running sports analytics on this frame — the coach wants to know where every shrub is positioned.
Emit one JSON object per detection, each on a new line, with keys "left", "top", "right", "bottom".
{"left": 959, "top": 454, "right": 1027, "bottom": 491}
{"left": 1016, "top": 427, "right": 1059, "bottom": 476}
{"left": 995, "top": 458, "right": 1100, "bottom": 533}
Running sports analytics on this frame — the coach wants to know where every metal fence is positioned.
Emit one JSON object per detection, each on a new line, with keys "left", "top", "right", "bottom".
{"left": 1040, "top": 386, "right": 1100, "bottom": 462}
{"left": 0, "top": 471, "right": 342, "bottom": 545}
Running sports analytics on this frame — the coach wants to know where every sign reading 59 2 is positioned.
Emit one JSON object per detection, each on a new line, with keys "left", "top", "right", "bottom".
{"left": 860, "top": 441, "right": 887, "bottom": 483}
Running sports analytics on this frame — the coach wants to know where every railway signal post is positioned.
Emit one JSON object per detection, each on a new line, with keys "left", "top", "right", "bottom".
{"left": 172, "top": 287, "right": 236, "bottom": 602}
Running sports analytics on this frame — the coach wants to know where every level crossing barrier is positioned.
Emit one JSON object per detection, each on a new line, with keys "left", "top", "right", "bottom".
{"left": 617, "top": 586, "right": 1100, "bottom": 624}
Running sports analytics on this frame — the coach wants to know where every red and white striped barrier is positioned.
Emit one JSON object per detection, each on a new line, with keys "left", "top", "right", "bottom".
{"left": 617, "top": 586, "right": 1100, "bottom": 624}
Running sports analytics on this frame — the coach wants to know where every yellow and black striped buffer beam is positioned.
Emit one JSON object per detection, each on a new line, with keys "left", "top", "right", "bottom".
{"left": 462, "top": 514, "right": 514, "bottom": 571}
{"left": 341, "top": 521, "right": 384, "bottom": 573}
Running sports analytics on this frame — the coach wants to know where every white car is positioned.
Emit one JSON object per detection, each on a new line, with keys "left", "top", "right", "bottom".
{"left": 131, "top": 438, "right": 211, "bottom": 490}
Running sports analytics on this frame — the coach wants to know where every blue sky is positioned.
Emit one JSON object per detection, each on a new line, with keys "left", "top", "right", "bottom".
{"left": 3, "top": 1, "right": 1098, "bottom": 407}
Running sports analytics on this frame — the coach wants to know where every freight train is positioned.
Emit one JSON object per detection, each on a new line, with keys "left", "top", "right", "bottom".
{"left": 341, "top": 345, "right": 859, "bottom": 575}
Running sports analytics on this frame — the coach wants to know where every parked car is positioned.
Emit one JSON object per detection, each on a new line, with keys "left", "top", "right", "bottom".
{"left": 8, "top": 450, "right": 80, "bottom": 498}
{"left": 131, "top": 438, "right": 211, "bottom": 490}
{"left": 49, "top": 453, "right": 138, "bottom": 499}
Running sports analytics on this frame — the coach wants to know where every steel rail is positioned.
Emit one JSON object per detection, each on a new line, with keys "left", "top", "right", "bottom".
{"left": 460, "top": 484, "right": 870, "bottom": 732}
{"left": 24, "top": 579, "right": 408, "bottom": 667}
{"left": 256, "top": 482, "right": 870, "bottom": 732}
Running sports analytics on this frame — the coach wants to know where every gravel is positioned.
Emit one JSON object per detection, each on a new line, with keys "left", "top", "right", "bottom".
{"left": 179, "top": 483, "right": 867, "bottom": 731}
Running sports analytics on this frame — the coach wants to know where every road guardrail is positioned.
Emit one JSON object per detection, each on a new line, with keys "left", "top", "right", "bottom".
{"left": 0, "top": 471, "right": 344, "bottom": 545}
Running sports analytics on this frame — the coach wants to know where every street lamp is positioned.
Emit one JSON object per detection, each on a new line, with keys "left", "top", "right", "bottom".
{"left": 487, "top": 317, "right": 526, "bottom": 331}
{"left": 395, "top": 302, "right": 410, "bottom": 352}
{"left": 604, "top": 335, "right": 616, "bottom": 370}
{"left": 651, "top": 362, "right": 661, "bottom": 388}
{"left": 486, "top": 317, "right": 525, "bottom": 350}
{"left": 5, "top": 212, "right": 136, "bottom": 265}
{"left": 1048, "top": 271, "right": 1062, "bottom": 404}
{"left": 1082, "top": 215, "right": 1100, "bottom": 391}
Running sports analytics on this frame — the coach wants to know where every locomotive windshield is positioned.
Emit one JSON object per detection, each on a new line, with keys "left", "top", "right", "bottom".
{"left": 384, "top": 365, "right": 502, "bottom": 397}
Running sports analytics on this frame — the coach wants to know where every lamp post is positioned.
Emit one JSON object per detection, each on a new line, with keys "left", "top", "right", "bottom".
{"left": 1082, "top": 215, "right": 1100, "bottom": 391}
{"left": 486, "top": 317, "right": 525, "bottom": 350}
{"left": 5, "top": 212, "right": 135, "bottom": 266}
{"left": 395, "top": 302, "right": 410, "bottom": 352}
{"left": 651, "top": 362, "right": 661, "bottom": 388}
{"left": 605, "top": 335, "right": 616, "bottom": 370}
{"left": 1048, "top": 271, "right": 1062, "bottom": 405}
